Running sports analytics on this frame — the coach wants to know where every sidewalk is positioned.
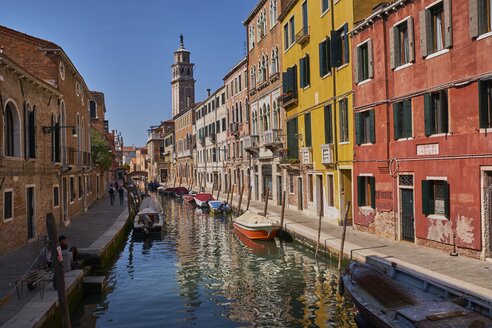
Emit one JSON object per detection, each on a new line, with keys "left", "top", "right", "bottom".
{"left": 204, "top": 186, "right": 492, "bottom": 303}
{"left": 0, "top": 195, "right": 126, "bottom": 325}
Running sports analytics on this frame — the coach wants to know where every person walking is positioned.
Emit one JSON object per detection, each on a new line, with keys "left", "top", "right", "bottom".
{"left": 118, "top": 185, "right": 125, "bottom": 205}
{"left": 109, "top": 184, "right": 115, "bottom": 205}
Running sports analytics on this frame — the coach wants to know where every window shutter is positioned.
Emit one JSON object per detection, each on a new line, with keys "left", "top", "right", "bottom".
{"left": 393, "top": 103, "right": 401, "bottom": 140}
{"left": 443, "top": 181, "right": 450, "bottom": 218}
{"left": 469, "top": 0, "right": 479, "bottom": 38}
{"left": 389, "top": 26, "right": 396, "bottom": 69}
{"left": 292, "top": 64, "right": 298, "bottom": 90}
{"left": 305, "top": 113, "right": 312, "bottom": 147}
{"left": 368, "top": 39, "right": 374, "bottom": 79}
{"left": 353, "top": 45, "right": 359, "bottom": 83}
{"left": 440, "top": 90, "right": 449, "bottom": 133}
{"left": 403, "top": 100, "right": 413, "bottom": 138}
{"left": 324, "top": 105, "right": 333, "bottom": 144}
{"left": 407, "top": 17, "right": 415, "bottom": 63}
{"left": 478, "top": 0, "right": 487, "bottom": 35}
{"left": 355, "top": 112, "right": 362, "bottom": 145}
{"left": 306, "top": 54, "right": 310, "bottom": 86}
{"left": 326, "top": 38, "right": 331, "bottom": 71}
{"left": 357, "top": 176, "right": 365, "bottom": 207}
{"left": 424, "top": 94, "right": 433, "bottom": 136}
{"left": 421, "top": 180, "right": 430, "bottom": 215}
{"left": 479, "top": 80, "right": 489, "bottom": 128}
{"left": 369, "top": 110, "right": 375, "bottom": 143}
{"left": 419, "top": 9, "right": 429, "bottom": 57}
{"left": 300, "top": 58, "right": 305, "bottom": 88}
{"left": 443, "top": 0, "right": 453, "bottom": 48}
{"left": 331, "top": 30, "right": 342, "bottom": 67}
{"left": 369, "top": 176, "right": 376, "bottom": 209}
{"left": 343, "top": 23, "right": 349, "bottom": 64}
{"left": 319, "top": 41, "right": 326, "bottom": 77}
{"left": 282, "top": 71, "right": 288, "bottom": 93}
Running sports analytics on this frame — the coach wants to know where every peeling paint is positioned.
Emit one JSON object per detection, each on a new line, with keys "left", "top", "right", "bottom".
{"left": 426, "top": 219, "right": 451, "bottom": 244}
{"left": 456, "top": 214, "right": 475, "bottom": 245}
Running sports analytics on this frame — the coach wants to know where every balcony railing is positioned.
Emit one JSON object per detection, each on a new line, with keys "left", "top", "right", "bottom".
{"left": 296, "top": 26, "right": 310, "bottom": 45}
{"left": 244, "top": 135, "right": 260, "bottom": 155}
{"left": 263, "top": 129, "right": 283, "bottom": 145}
{"left": 279, "top": 90, "right": 298, "bottom": 108}
{"left": 148, "top": 132, "right": 164, "bottom": 141}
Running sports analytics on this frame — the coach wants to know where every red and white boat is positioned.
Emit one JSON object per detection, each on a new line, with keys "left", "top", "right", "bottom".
{"left": 233, "top": 212, "right": 281, "bottom": 241}
{"left": 194, "top": 193, "right": 214, "bottom": 208}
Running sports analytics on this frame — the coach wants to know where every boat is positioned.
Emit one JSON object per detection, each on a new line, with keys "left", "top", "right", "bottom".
{"left": 160, "top": 187, "right": 175, "bottom": 196}
{"left": 208, "top": 200, "right": 231, "bottom": 213}
{"left": 183, "top": 194, "right": 195, "bottom": 203}
{"left": 233, "top": 212, "right": 280, "bottom": 241}
{"left": 173, "top": 187, "right": 189, "bottom": 198}
{"left": 343, "top": 261, "right": 492, "bottom": 328}
{"left": 194, "top": 193, "right": 214, "bottom": 208}
{"left": 133, "top": 207, "right": 164, "bottom": 234}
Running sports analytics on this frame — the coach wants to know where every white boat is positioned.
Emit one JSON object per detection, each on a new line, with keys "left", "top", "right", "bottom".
{"left": 194, "top": 193, "right": 214, "bottom": 208}
{"left": 133, "top": 198, "right": 164, "bottom": 234}
{"left": 233, "top": 212, "right": 280, "bottom": 241}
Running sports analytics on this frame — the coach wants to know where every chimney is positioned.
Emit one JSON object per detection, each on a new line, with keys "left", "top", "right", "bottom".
{"left": 207, "top": 89, "right": 211, "bottom": 97}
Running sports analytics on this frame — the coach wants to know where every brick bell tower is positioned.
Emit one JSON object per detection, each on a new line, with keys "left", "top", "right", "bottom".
{"left": 171, "top": 34, "right": 195, "bottom": 118}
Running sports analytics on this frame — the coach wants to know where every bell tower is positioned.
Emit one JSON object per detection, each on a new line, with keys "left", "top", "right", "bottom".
{"left": 171, "top": 35, "right": 195, "bottom": 118}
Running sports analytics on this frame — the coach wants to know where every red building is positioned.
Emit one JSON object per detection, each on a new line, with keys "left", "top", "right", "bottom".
{"left": 351, "top": 0, "right": 492, "bottom": 259}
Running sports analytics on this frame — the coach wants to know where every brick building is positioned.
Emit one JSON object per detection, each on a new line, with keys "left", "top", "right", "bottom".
{"left": 351, "top": 0, "right": 492, "bottom": 259}
{"left": 175, "top": 108, "right": 195, "bottom": 187}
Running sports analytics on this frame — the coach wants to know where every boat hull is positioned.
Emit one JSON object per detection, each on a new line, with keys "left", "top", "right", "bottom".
{"left": 233, "top": 222, "right": 279, "bottom": 241}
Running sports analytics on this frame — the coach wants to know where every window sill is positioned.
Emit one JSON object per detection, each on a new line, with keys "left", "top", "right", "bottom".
{"left": 339, "top": 141, "right": 350, "bottom": 145}
{"left": 477, "top": 31, "right": 492, "bottom": 41}
{"left": 3, "top": 218, "right": 13, "bottom": 223}
{"left": 321, "top": 72, "right": 332, "bottom": 79}
{"left": 336, "top": 63, "right": 349, "bottom": 71}
{"left": 321, "top": 9, "right": 330, "bottom": 18}
{"left": 302, "top": 85, "right": 311, "bottom": 91}
{"left": 54, "top": 205, "right": 60, "bottom": 209}
{"left": 4, "top": 156, "right": 24, "bottom": 161}
{"left": 357, "top": 78, "right": 372, "bottom": 86}
{"left": 284, "top": 43, "right": 295, "bottom": 53}
{"left": 359, "top": 206, "right": 374, "bottom": 211}
{"left": 359, "top": 142, "right": 374, "bottom": 146}
{"left": 479, "top": 128, "right": 492, "bottom": 133}
{"left": 428, "top": 132, "right": 452, "bottom": 138}
{"left": 396, "top": 137, "right": 414, "bottom": 141}
{"left": 427, "top": 214, "right": 448, "bottom": 221}
{"left": 394, "top": 62, "right": 413, "bottom": 71}
{"left": 425, "top": 48, "right": 449, "bottom": 60}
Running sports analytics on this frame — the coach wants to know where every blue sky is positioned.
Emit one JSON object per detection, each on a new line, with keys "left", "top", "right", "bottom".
{"left": 0, "top": 0, "right": 257, "bottom": 146}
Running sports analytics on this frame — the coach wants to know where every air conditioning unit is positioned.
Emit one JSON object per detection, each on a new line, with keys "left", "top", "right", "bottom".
{"left": 301, "top": 147, "right": 312, "bottom": 165}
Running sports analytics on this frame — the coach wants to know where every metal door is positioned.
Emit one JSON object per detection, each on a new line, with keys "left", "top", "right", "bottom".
{"left": 26, "top": 187, "right": 35, "bottom": 239}
{"left": 401, "top": 189, "right": 415, "bottom": 242}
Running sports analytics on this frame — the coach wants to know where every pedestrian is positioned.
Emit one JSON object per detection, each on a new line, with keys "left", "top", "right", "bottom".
{"left": 118, "top": 185, "right": 124, "bottom": 205}
{"left": 58, "top": 235, "right": 78, "bottom": 271}
{"left": 109, "top": 183, "right": 115, "bottom": 205}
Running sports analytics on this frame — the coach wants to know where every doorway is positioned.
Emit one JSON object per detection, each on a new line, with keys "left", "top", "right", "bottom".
{"left": 277, "top": 176, "right": 282, "bottom": 206}
{"left": 26, "top": 186, "right": 35, "bottom": 239}
{"left": 297, "top": 177, "right": 303, "bottom": 210}
{"left": 317, "top": 175, "right": 324, "bottom": 216}
{"left": 339, "top": 169, "right": 352, "bottom": 222}
{"left": 399, "top": 174, "right": 415, "bottom": 242}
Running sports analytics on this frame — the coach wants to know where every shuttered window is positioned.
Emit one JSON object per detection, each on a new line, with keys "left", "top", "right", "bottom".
{"left": 287, "top": 118, "right": 299, "bottom": 159}
{"left": 319, "top": 38, "right": 331, "bottom": 77}
{"left": 53, "top": 186, "right": 60, "bottom": 207}
{"left": 393, "top": 100, "right": 413, "bottom": 139}
{"left": 419, "top": 0, "right": 452, "bottom": 57}
{"left": 354, "top": 40, "right": 373, "bottom": 83}
{"left": 424, "top": 90, "right": 448, "bottom": 136}
{"left": 324, "top": 105, "right": 333, "bottom": 144}
{"left": 339, "top": 98, "right": 349, "bottom": 142}
{"left": 282, "top": 65, "right": 298, "bottom": 95}
{"left": 479, "top": 79, "right": 492, "bottom": 128}
{"left": 355, "top": 110, "right": 375, "bottom": 145}
{"left": 357, "top": 176, "right": 375, "bottom": 209}
{"left": 422, "top": 180, "right": 450, "bottom": 218}
{"left": 304, "top": 113, "right": 312, "bottom": 147}
{"left": 331, "top": 23, "right": 349, "bottom": 67}
{"left": 322, "top": 0, "right": 329, "bottom": 13}
{"left": 390, "top": 18, "right": 414, "bottom": 69}
{"left": 4, "top": 190, "right": 13, "bottom": 220}
{"left": 470, "top": 0, "right": 492, "bottom": 38}
{"left": 300, "top": 54, "right": 310, "bottom": 88}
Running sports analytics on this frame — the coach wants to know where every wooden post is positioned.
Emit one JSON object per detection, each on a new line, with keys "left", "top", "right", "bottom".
{"left": 263, "top": 186, "right": 270, "bottom": 216}
{"left": 173, "top": 175, "right": 177, "bottom": 187}
{"left": 246, "top": 185, "right": 252, "bottom": 211}
{"left": 230, "top": 184, "right": 236, "bottom": 209}
{"left": 226, "top": 182, "right": 231, "bottom": 204}
{"left": 280, "top": 191, "right": 286, "bottom": 230}
{"left": 315, "top": 211, "right": 323, "bottom": 258}
{"left": 216, "top": 179, "right": 221, "bottom": 200}
{"left": 46, "top": 213, "right": 72, "bottom": 328}
{"left": 179, "top": 176, "right": 183, "bottom": 187}
{"left": 237, "top": 184, "right": 245, "bottom": 213}
{"left": 338, "top": 201, "right": 351, "bottom": 295}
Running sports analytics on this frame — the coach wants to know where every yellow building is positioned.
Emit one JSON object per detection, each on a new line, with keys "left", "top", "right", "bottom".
{"left": 279, "top": 0, "right": 378, "bottom": 222}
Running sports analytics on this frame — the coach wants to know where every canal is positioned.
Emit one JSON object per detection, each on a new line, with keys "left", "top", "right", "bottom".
{"left": 73, "top": 196, "right": 356, "bottom": 327}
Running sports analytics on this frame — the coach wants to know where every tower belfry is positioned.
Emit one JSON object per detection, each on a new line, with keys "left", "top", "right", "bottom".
{"left": 171, "top": 35, "right": 195, "bottom": 118}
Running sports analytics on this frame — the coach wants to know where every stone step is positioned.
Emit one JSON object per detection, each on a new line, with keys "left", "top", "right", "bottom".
{"left": 83, "top": 276, "right": 107, "bottom": 294}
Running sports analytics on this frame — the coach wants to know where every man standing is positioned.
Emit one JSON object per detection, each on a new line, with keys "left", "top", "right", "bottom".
{"left": 118, "top": 185, "right": 125, "bottom": 206}
{"left": 109, "top": 184, "right": 115, "bottom": 205}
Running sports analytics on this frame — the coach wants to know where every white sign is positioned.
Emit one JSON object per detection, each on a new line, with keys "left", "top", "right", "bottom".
{"left": 416, "top": 144, "right": 439, "bottom": 156}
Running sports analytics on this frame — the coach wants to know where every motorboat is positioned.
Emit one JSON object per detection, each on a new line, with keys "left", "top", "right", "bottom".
{"left": 342, "top": 261, "right": 492, "bottom": 328}
{"left": 160, "top": 187, "right": 175, "bottom": 196}
{"left": 194, "top": 193, "right": 214, "bottom": 208}
{"left": 133, "top": 207, "right": 164, "bottom": 234}
{"left": 233, "top": 212, "right": 280, "bottom": 241}
{"left": 173, "top": 187, "right": 189, "bottom": 198}
{"left": 208, "top": 200, "right": 231, "bottom": 213}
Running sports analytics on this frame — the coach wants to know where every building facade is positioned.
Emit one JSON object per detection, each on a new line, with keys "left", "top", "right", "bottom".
{"left": 175, "top": 108, "right": 195, "bottom": 187}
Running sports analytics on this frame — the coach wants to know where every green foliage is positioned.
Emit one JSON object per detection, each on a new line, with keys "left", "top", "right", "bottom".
{"left": 91, "top": 129, "right": 115, "bottom": 171}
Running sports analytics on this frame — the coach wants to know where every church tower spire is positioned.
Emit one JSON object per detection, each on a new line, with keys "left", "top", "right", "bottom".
{"left": 171, "top": 34, "right": 195, "bottom": 118}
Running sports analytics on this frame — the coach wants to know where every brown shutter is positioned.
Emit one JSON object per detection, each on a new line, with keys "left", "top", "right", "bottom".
{"left": 368, "top": 39, "right": 374, "bottom": 79}
{"left": 419, "top": 9, "right": 429, "bottom": 57}
{"left": 444, "top": 0, "right": 453, "bottom": 48}
{"left": 389, "top": 26, "right": 396, "bottom": 69}
{"left": 353, "top": 45, "right": 359, "bottom": 83}
{"left": 408, "top": 17, "right": 415, "bottom": 63}
{"left": 469, "top": 0, "right": 479, "bottom": 38}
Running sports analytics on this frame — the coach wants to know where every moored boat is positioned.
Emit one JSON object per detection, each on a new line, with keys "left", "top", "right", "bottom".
{"left": 208, "top": 200, "right": 231, "bottom": 213}
{"left": 233, "top": 212, "right": 280, "bottom": 241}
{"left": 133, "top": 207, "right": 164, "bottom": 234}
{"left": 173, "top": 187, "right": 189, "bottom": 198}
{"left": 161, "top": 187, "right": 175, "bottom": 196}
{"left": 343, "top": 261, "right": 492, "bottom": 328}
{"left": 194, "top": 193, "right": 214, "bottom": 208}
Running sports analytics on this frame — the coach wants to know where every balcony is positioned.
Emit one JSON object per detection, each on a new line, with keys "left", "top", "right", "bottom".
{"left": 301, "top": 147, "right": 313, "bottom": 167}
{"left": 321, "top": 144, "right": 334, "bottom": 165}
{"left": 178, "top": 149, "right": 192, "bottom": 158}
{"left": 244, "top": 135, "right": 260, "bottom": 156}
{"left": 279, "top": 90, "right": 298, "bottom": 109}
{"left": 263, "top": 129, "right": 283, "bottom": 152}
{"left": 269, "top": 72, "right": 280, "bottom": 83}
{"left": 296, "top": 26, "right": 310, "bottom": 45}
{"left": 147, "top": 132, "right": 164, "bottom": 142}
{"left": 78, "top": 151, "right": 91, "bottom": 167}
{"left": 279, "top": 158, "right": 301, "bottom": 171}
{"left": 209, "top": 134, "right": 216, "bottom": 144}
{"left": 199, "top": 136, "right": 205, "bottom": 146}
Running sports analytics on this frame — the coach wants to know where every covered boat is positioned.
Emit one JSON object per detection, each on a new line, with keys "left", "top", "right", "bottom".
{"left": 194, "top": 193, "right": 214, "bottom": 208}
{"left": 208, "top": 200, "right": 231, "bottom": 213}
{"left": 173, "top": 187, "right": 189, "bottom": 198}
{"left": 233, "top": 212, "right": 280, "bottom": 241}
{"left": 133, "top": 207, "right": 164, "bottom": 234}
{"left": 343, "top": 261, "right": 492, "bottom": 328}
{"left": 160, "top": 187, "right": 175, "bottom": 196}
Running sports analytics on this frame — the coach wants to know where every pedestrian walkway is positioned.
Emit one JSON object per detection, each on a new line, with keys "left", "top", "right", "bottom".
{"left": 0, "top": 195, "right": 126, "bottom": 325}
{"left": 202, "top": 186, "right": 492, "bottom": 303}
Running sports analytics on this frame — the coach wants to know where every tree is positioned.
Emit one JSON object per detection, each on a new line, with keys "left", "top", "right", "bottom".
{"left": 91, "top": 129, "right": 114, "bottom": 171}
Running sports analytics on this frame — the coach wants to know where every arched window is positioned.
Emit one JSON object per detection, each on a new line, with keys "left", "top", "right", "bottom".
{"left": 249, "top": 25, "right": 255, "bottom": 50}
{"left": 245, "top": 98, "right": 250, "bottom": 122}
{"left": 4, "top": 101, "right": 21, "bottom": 157}
{"left": 266, "top": 104, "right": 271, "bottom": 130}
{"left": 274, "top": 47, "right": 279, "bottom": 73}
{"left": 273, "top": 101, "right": 278, "bottom": 129}
{"left": 25, "top": 104, "right": 36, "bottom": 159}
{"left": 270, "top": 0, "right": 278, "bottom": 26}
{"left": 89, "top": 100, "right": 97, "bottom": 119}
{"left": 265, "top": 54, "right": 269, "bottom": 80}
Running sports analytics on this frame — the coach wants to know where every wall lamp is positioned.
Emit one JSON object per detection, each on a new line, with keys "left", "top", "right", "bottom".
{"left": 42, "top": 125, "right": 77, "bottom": 137}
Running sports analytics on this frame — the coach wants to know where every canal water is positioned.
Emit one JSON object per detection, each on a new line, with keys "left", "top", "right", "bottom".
{"left": 73, "top": 197, "right": 356, "bottom": 327}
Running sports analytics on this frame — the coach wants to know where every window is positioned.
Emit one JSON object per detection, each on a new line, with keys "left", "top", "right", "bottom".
{"left": 284, "top": 23, "right": 289, "bottom": 50}
{"left": 390, "top": 18, "right": 414, "bottom": 69}
{"left": 54, "top": 186, "right": 60, "bottom": 207}
{"left": 249, "top": 25, "right": 255, "bottom": 50}
{"left": 4, "top": 101, "right": 20, "bottom": 157}
{"left": 282, "top": 65, "right": 298, "bottom": 99}
{"left": 471, "top": 0, "right": 492, "bottom": 37}
{"left": 300, "top": 54, "right": 310, "bottom": 88}
{"left": 289, "top": 174, "right": 295, "bottom": 193}
{"left": 339, "top": 98, "right": 349, "bottom": 143}
{"left": 326, "top": 174, "right": 334, "bottom": 206}
{"left": 304, "top": 113, "right": 312, "bottom": 147}
{"left": 25, "top": 105, "right": 36, "bottom": 159}
{"left": 420, "top": 0, "right": 452, "bottom": 57}
{"left": 308, "top": 174, "right": 314, "bottom": 202}
{"left": 424, "top": 90, "right": 448, "bottom": 136}
{"left": 331, "top": 23, "right": 349, "bottom": 67}
{"left": 319, "top": 38, "right": 331, "bottom": 77}
{"left": 422, "top": 180, "right": 449, "bottom": 218}
{"left": 479, "top": 79, "right": 492, "bottom": 128}
{"left": 89, "top": 100, "right": 97, "bottom": 119}
{"left": 222, "top": 118, "right": 226, "bottom": 131}
{"left": 321, "top": 0, "right": 329, "bottom": 14}
{"left": 270, "top": 0, "right": 278, "bottom": 26}
{"left": 239, "top": 75, "right": 242, "bottom": 91}
{"left": 354, "top": 40, "right": 373, "bottom": 83}
{"left": 355, "top": 110, "right": 375, "bottom": 145}
{"left": 357, "top": 176, "right": 375, "bottom": 209}
{"left": 393, "top": 100, "right": 413, "bottom": 139}
{"left": 287, "top": 117, "right": 299, "bottom": 159}
{"left": 302, "top": 1, "right": 309, "bottom": 34}
{"left": 70, "top": 177, "right": 75, "bottom": 203}
{"left": 324, "top": 105, "right": 333, "bottom": 144}
{"left": 284, "top": 16, "right": 296, "bottom": 49}
{"left": 4, "top": 190, "right": 13, "bottom": 220}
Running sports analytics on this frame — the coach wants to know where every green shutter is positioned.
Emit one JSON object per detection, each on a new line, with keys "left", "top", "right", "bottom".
{"left": 422, "top": 180, "right": 430, "bottom": 215}
{"left": 369, "top": 110, "right": 375, "bottom": 144}
{"left": 357, "top": 176, "right": 365, "bottom": 207}
{"left": 424, "top": 94, "right": 433, "bottom": 136}
{"left": 441, "top": 90, "right": 449, "bottom": 133}
{"left": 393, "top": 103, "right": 400, "bottom": 140}
{"left": 319, "top": 41, "right": 326, "bottom": 77}
{"left": 305, "top": 113, "right": 312, "bottom": 147}
{"left": 479, "top": 80, "right": 489, "bottom": 128}
{"left": 369, "top": 176, "right": 376, "bottom": 209}
{"left": 331, "top": 30, "right": 342, "bottom": 67}
{"left": 355, "top": 112, "right": 362, "bottom": 145}
{"left": 403, "top": 100, "right": 412, "bottom": 138}
{"left": 326, "top": 38, "right": 331, "bottom": 70}
{"left": 306, "top": 54, "right": 310, "bottom": 86}
{"left": 292, "top": 64, "right": 298, "bottom": 90}
{"left": 282, "top": 71, "right": 288, "bottom": 93}
{"left": 443, "top": 181, "right": 450, "bottom": 219}
{"left": 300, "top": 57, "right": 305, "bottom": 88}
{"left": 343, "top": 23, "right": 349, "bottom": 64}
{"left": 324, "top": 105, "right": 332, "bottom": 144}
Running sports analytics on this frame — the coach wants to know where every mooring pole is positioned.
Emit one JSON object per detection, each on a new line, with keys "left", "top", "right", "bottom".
{"left": 173, "top": 175, "right": 177, "bottom": 188}
{"left": 230, "top": 184, "right": 236, "bottom": 208}
{"left": 237, "top": 184, "right": 245, "bottom": 213}
{"left": 216, "top": 179, "right": 221, "bottom": 200}
{"left": 280, "top": 190, "right": 286, "bottom": 230}
{"left": 46, "top": 213, "right": 72, "bottom": 328}
{"left": 315, "top": 209, "right": 323, "bottom": 258}
{"left": 338, "top": 201, "right": 351, "bottom": 295}
{"left": 263, "top": 186, "right": 270, "bottom": 216}
{"left": 246, "top": 185, "right": 252, "bottom": 211}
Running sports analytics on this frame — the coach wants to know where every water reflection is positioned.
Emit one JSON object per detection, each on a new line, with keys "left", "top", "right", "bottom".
{"left": 73, "top": 197, "right": 356, "bottom": 327}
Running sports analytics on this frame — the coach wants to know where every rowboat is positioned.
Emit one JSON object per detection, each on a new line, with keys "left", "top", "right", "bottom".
{"left": 194, "top": 193, "right": 214, "bottom": 208}
{"left": 343, "top": 261, "right": 492, "bottom": 328}
{"left": 233, "top": 212, "right": 280, "bottom": 241}
{"left": 208, "top": 200, "right": 231, "bottom": 213}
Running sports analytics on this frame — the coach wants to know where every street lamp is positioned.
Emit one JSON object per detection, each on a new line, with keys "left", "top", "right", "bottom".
{"left": 42, "top": 125, "right": 77, "bottom": 137}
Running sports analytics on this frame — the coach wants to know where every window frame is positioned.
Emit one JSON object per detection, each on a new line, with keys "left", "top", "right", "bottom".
{"left": 326, "top": 173, "right": 334, "bottom": 207}
{"left": 321, "top": 0, "right": 329, "bottom": 15}
{"left": 393, "top": 99, "right": 413, "bottom": 140}
{"left": 479, "top": 79, "right": 492, "bottom": 129}
{"left": 53, "top": 185, "right": 60, "bottom": 208}
{"left": 357, "top": 175, "right": 375, "bottom": 209}
{"left": 3, "top": 189, "right": 14, "bottom": 221}
{"left": 424, "top": 90, "right": 449, "bottom": 136}
{"left": 339, "top": 98, "right": 349, "bottom": 143}
{"left": 422, "top": 178, "right": 450, "bottom": 219}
